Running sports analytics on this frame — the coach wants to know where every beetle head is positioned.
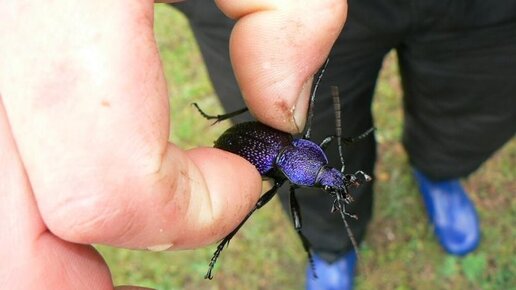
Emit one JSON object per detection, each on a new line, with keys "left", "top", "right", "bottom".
{"left": 317, "top": 166, "right": 346, "bottom": 195}
{"left": 317, "top": 167, "right": 372, "bottom": 198}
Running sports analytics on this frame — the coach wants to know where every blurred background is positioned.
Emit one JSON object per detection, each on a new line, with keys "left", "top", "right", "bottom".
{"left": 96, "top": 5, "right": 515, "bottom": 290}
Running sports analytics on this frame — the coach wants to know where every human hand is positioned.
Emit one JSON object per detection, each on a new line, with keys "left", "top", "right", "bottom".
{"left": 216, "top": 0, "right": 347, "bottom": 133}
{"left": 0, "top": 0, "right": 345, "bottom": 289}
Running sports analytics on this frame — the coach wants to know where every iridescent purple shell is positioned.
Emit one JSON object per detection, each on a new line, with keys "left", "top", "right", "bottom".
{"left": 276, "top": 139, "right": 328, "bottom": 186}
{"left": 214, "top": 121, "right": 293, "bottom": 175}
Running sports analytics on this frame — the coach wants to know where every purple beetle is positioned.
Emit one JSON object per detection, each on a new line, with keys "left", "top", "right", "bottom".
{"left": 195, "top": 72, "right": 373, "bottom": 279}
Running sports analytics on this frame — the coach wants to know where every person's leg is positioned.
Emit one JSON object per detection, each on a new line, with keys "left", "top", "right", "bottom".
{"left": 173, "top": 0, "right": 387, "bottom": 259}
{"left": 398, "top": 0, "right": 516, "bottom": 254}
{"left": 301, "top": 1, "right": 413, "bottom": 288}
{"left": 173, "top": 1, "right": 399, "bottom": 289}
{"left": 300, "top": 0, "right": 429, "bottom": 255}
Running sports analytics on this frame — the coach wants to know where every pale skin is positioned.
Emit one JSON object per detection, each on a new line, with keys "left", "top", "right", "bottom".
{"left": 0, "top": 0, "right": 346, "bottom": 289}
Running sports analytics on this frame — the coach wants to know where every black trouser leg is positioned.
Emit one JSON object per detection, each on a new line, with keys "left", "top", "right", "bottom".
{"left": 171, "top": 0, "right": 516, "bottom": 262}
{"left": 398, "top": 1, "right": 516, "bottom": 180}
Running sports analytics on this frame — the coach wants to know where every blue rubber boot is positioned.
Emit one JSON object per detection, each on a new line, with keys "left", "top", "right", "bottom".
{"left": 306, "top": 251, "right": 357, "bottom": 290}
{"left": 414, "top": 169, "right": 480, "bottom": 255}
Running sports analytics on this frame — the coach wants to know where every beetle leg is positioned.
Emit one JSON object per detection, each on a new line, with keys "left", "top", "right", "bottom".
{"left": 334, "top": 190, "right": 361, "bottom": 257}
{"left": 204, "top": 180, "right": 284, "bottom": 279}
{"left": 355, "top": 170, "right": 372, "bottom": 183}
{"left": 192, "top": 103, "right": 249, "bottom": 124}
{"left": 330, "top": 197, "right": 357, "bottom": 218}
{"left": 289, "top": 185, "right": 317, "bottom": 278}
{"left": 319, "top": 135, "right": 336, "bottom": 151}
{"left": 342, "top": 127, "right": 375, "bottom": 145}
{"left": 344, "top": 171, "right": 372, "bottom": 189}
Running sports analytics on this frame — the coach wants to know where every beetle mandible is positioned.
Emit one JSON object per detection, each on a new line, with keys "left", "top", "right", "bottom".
{"left": 194, "top": 62, "right": 374, "bottom": 280}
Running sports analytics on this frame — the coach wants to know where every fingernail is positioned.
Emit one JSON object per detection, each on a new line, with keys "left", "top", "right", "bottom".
{"left": 293, "top": 77, "right": 314, "bottom": 133}
{"left": 146, "top": 243, "right": 174, "bottom": 252}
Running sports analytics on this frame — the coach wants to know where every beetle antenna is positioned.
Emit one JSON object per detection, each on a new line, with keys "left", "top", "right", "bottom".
{"left": 304, "top": 58, "right": 329, "bottom": 140}
{"left": 330, "top": 86, "right": 346, "bottom": 173}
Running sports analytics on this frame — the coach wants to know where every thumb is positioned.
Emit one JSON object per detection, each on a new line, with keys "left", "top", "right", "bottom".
{"left": 217, "top": 0, "right": 347, "bottom": 133}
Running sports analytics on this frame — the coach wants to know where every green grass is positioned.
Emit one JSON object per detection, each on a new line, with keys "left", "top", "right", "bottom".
{"left": 97, "top": 5, "right": 516, "bottom": 290}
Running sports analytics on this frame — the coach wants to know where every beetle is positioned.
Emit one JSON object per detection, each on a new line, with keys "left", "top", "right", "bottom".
{"left": 194, "top": 63, "right": 373, "bottom": 279}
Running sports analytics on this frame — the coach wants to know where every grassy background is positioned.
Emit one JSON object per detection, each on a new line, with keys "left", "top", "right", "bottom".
{"left": 97, "top": 5, "right": 516, "bottom": 290}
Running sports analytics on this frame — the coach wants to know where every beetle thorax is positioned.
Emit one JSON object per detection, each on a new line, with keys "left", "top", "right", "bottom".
{"left": 275, "top": 139, "right": 328, "bottom": 186}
